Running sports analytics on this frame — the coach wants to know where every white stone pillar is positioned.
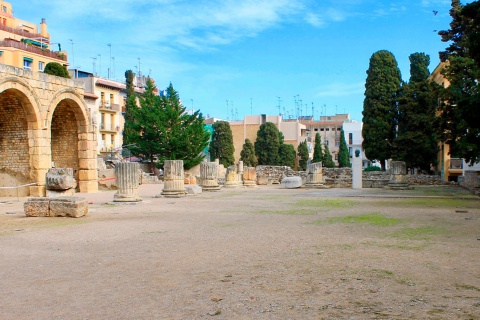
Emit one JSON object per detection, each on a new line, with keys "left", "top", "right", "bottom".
{"left": 305, "top": 162, "right": 324, "bottom": 188}
{"left": 114, "top": 162, "right": 142, "bottom": 202}
{"left": 200, "top": 162, "right": 221, "bottom": 191}
{"left": 352, "top": 157, "right": 362, "bottom": 189}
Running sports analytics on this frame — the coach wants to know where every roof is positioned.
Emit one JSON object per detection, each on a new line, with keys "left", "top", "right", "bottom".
{"left": 96, "top": 79, "right": 126, "bottom": 90}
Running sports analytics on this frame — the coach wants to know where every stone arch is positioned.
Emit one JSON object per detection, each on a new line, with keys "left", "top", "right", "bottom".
{"left": 0, "top": 78, "right": 42, "bottom": 196}
{"left": 47, "top": 89, "right": 97, "bottom": 193}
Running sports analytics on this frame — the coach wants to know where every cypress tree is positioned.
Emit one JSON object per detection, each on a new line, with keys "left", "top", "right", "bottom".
{"left": 297, "top": 140, "right": 309, "bottom": 171}
{"left": 323, "top": 143, "right": 336, "bottom": 168}
{"left": 255, "top": 122, "right": 280, "bottom": 165}
{"left": 209, "top": 121, "right": 235, "bottom": 167}
{"left": 362, "top": 50, "right": 402, "bottom": 170}
{"left": 338, "top": 128, "right": 351, "bottom": 167}
{"left": 240, "top": 138, "right": 257, "bottom": 167}
{"left": 312, "top": 132, "right": 324, "bottom": 164}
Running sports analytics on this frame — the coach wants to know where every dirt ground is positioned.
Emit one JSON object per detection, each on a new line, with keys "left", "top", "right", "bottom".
{"left": 1, "top": 184, "right": 480, "bottom": 320}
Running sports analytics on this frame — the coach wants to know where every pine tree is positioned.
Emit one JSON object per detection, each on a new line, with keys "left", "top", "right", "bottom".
{"left": 240, "top": 138, "right": 257, "bottom": 167}
{"left": 337, "top": 128, "right": 351, "bottom": 167}
{"left": 362, "top": 50, "right": 402, "bottom": 170}
{"left": 312, "top": 132, "right": 324, "bottom": 164}
{"left": 209, "top": 121, "right": 235, "bottom": 167}
{"left": 277, "top": 144, "right": 296, "bottom": 168}
{"left": 323, "top": 143, "right": 336, "bottom": 168}
{"left": 297, "top": 140, "right": 309, "bottom": 171}
{"left": 255, "top": 122, "right": 280, "bottom": 165}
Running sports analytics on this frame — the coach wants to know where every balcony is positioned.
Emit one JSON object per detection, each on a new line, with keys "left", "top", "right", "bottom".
{"left": 99, "top": 123, "right": 120, "bottom": 132}
{"left": 0, "top": 23, "right": 43, "bottom": 39}
{"left": 99, "top": 103, "right": 121, "bottom": 112}
{"left": 0, "top": 39, "right": 67, "bottom": 61}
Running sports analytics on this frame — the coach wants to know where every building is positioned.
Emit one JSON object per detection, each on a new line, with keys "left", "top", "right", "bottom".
{"left": 228, "top": 115, "right": 306, "bottom": 164}
{"left": 0, "top": 1, "right": 68, "bottom": 72}
{"left": 430, "top": 62, "right": 480, "bottom": 181}
{"left": 342, "top": 121, "right": 371, "bottom": 168}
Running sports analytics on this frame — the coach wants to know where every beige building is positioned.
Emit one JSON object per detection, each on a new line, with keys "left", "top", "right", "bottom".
{"left": 228, "top": 115, "right": 306, "bottom": 164}
{"left": 0, "top": 1, "right": 69, "bottom": 72}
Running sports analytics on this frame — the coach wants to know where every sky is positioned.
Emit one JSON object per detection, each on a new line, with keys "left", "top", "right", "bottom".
{"left": 12, "top": 0, "right": 466, "bottom": 122}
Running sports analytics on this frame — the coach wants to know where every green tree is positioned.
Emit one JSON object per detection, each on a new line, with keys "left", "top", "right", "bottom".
{"left": 312, "top": 132, "right": 324, "bottom": 164}
{"left": 437, "top": 0, "right": 480, "bottom": 165}
{"left": 122, "top": 70, "right": 138, "bottom": 147}
{"left": 297, "top": 140, "right": 309, "bottom": 171}
{"left": 209, "top": 121, "right": 235, "bottom": 167}
{"left": 338, "top": 128, "right": 351, "bottom": 167}
{"left": 277, "top": 144, "right": 296, "bottom": 168}
{"left": 362, "top": 50, "right": 402, "bottom": 170}
{"left": 395, "top": 53, "right": 439, "bottom": 171}
{"left": 43, "top": 62, "right": 70, "bottom": 78}
{"left": 323, "top": 143, "right": 336, "bottom": 168}
{"left": 255, "top": 122, "right": 280, "bottom": 165}
{"left": 240, "top": 138, "right": 257, "bottom": 167}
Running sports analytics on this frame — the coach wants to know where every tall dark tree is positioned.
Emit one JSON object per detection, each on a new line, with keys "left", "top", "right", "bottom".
{"left": 297, "top": 140, "right": 309, "bottom": 171}
{"left": 395, "top": 53, "right": 439, "bottom": 171}
{"left": 277, "top": 144, "right": 297, "bottom": 168}
{"left": 437, "top": 0, "right": 480, "bottom": 165}
{"left": 312, "top": 132, "right": 324, "bottom": 164}
{"left": 255, "top": 122, "right": 280, "bottom": 165}
{"left": 323, "top": 143, "right": 336, "bottom": 168}
{"left": 362, "top": 50, "right": 402, "bottom": 170}
{"left": 240, "top": 138, "right": 257, "bottom": 167}
{"left": 122, "top": 70, "right": 138, "bottom": 147}
{"left": 337, "top": 128, "right": 351, "bottom": 168}
{"left": 44, "top": 62, "right": 70, "bottom": 78}
{"left": 209, "top": 121, "right": 235, "bottom": 167}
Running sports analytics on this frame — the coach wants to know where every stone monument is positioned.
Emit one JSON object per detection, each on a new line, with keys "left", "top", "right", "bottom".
{"left": 225, "top": 165, "right": 241, "bottom": 187}
{"left": 113, "top": 162, "right": 142, "bottom": 202}
{"left": 200, "top": 162, "right": 221, "bottom": 191}
{"left": 352, "top": 149, "right": 363, "bottom": 189}
{"left": 386, "top": 161, "right": 413, "bottom": 190}
{"left": 305, "top": 162, "right": 324, "bottom": 188}
{"left": 161, "top": 160, "right": 187, "bottom": 197}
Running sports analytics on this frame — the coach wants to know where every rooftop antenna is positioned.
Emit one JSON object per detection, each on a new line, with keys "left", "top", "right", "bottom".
{"left": 277, "top": 97, "right": 282, "bottom": 116}
{"left": 90, "top": 57, "right": 97, "bottom": 75}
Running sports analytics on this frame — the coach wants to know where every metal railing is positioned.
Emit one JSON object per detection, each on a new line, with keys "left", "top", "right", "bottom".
{"left": 0, "top": 40, "right": 67, "bottom": 61}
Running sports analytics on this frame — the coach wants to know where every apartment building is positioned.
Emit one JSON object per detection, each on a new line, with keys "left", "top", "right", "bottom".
{"left": 0, "top": 1, "right": 68, "bottom": 71}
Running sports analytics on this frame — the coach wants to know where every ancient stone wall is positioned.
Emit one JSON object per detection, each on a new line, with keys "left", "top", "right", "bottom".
{"left": 51, "top": 104, "right": 79, "bottom": 178}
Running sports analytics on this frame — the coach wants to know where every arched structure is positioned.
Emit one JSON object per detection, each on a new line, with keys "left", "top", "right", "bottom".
{"left": 0, "top": 64, "right": 97, "bottom": 196}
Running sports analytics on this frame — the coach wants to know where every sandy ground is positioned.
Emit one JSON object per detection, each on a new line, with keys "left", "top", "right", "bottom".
{"left": 1, "top": 184, "right": 480, "bottom": 320}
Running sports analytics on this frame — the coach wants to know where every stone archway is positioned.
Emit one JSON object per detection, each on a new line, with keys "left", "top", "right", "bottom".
{"left": 0, "top": 79, "right": 41, "bottom": 196}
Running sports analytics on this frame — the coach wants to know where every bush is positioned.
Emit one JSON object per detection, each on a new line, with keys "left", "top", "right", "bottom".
{"left": 364, "top": 166, "right": 382, "bottom": 172}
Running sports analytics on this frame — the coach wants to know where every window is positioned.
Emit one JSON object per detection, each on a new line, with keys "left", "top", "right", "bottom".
{"left": 349, "top": 147, "right": 353, "bottom": 157}
{"left": 325, "top": 140, "right": 329, "bottom": 146}
{"left": 23, "top": 58, "right": 33, "bottom": 70}
{"left": 335, "top": 142, "right": 340, "bottom": 147}
{"left": 2, "top": 6, "right": 7, "bottom": 13}
{"left": 320, "top": 128, "right": 325, "bottom": 131}
{"left": 349, "top": 133, "right": 353, "bottom": 145}
{"left": 334, "top": 153, "right": 338, "bottom": 160}
{"left": 38, "top": 61, "right": 45, "bottom": 72}
{"left": 110, "top": 93, "right": 114, "bottom": 104}
{"left": 326, "top": 128, "right": 330, "bottom": 131}
{"left": 314, "top": 128, "right": 318, "bottom": 131}
{"left": 2, "top": 18, "right": 6, "bottom": 25}
{"left": 101, "top": 92, "right": 105, "bottom": 106}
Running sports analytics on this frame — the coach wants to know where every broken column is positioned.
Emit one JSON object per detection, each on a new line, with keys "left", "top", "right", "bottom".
{"left": 386, "top": 161, "right": 413, "bottom": 190}
{"left": 305, "top": 162, "right": 324, "bottom": 188}
{"left": 45, "top": 168, "right": 76, "bottom": 197}
{"left": 113, "top": 162, "right": 142, "bottom": 202}
{"left": 161, "top": 160, "right": 187, "bottom": 197}
{"left": 225, "top": 165, "right": 241, "bottom": 188}
{"left": 200, "top": 162, "right": 221, "bottom": 191}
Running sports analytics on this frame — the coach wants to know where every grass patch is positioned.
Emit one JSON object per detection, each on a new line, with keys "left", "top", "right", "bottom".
{"left": 310, "top": 212, "right": 402, "bottom": 226}
{"left": 257, "top": 208, "right": 316, "bottom": 215}
{"left": 295, "top": 198, "right": 359, "bottom": 209}
{"left": 390, "top": 226, "right": 447, "bottom": 240}
{"left": 391, "top": 198, "right": 480, "bottom": 209}
{"left": 456, "top": 284, "right": 480, "bottom": 292}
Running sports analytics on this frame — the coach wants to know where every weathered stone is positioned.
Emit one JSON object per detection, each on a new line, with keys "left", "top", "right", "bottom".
{"left": 386, "top": 161, "right": 413, "bottom": 190}
{"left": 45, "top": 168, "right": 75, "bottom": 190}
{"left": 225, "top": 165, "right": 241, "bottom": 188}
{"left": 24, "top": 198, "right": 50, "bottom": 217}
{"left": 185, "top": 185, "right": 203, "bottom": 194}
{"left": 305, "top": 162, "right": 324, "bottom": 188}
{"left": 281, "top": 176, "right": 303, "bottom": 189}
{"left": 200, "top": 162, "right": 221, "bottom": 191}
{"left": 351, "top": 157, "right": 362, "bottom": 189}
{"left": 114, "top": 162, "right": 142, "bottom": 202}
{"left": 243, "top": 167, "right": 257, "bottom": 187}
{"left": 46, "top": 188, "right": 75, "bottom": 198}
{"left": 161, "top": 160, "right": 187, "bottom": 197}
{"left": 49, "top": 197, "right": 88, "bottom": 218}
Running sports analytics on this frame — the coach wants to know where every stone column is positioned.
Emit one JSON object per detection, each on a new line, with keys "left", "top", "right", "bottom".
{"left": 387, "top": 161, "right": 412, "bottom": 190}
{"left": 161, "top": 160, "right": 187, "bottom": 197}
{"left": 352, "top": 156, "right": 362, "bottom": 189}
{"left": 200, "top": 162, "right": 221, "bottom": 191}
{"left": 113, "top": 162, "right": 142, "bottom": 202}
{"left": 225, "top": 165, "right": 241, "bottom": 188}
{"left": 305, "top": 162, "right": 324, "bottom": 188}
{"left": 46, "top": 168, "right": 76, "bottom": 197}
{"left": 243, "top": 167, "right": 257, "bottom": 187}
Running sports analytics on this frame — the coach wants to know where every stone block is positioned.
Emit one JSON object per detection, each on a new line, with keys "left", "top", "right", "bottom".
{"left": 78, "top": 180, "right": 98, "bottom": 193}
{"left": 24, "top": 198, "right": 50, "bottom": 217}
{"left": 29, "top": 185, "right": 46, "bottom": 197}
{"left": 78, "top": 159, "right": 97, "bottom": 170}
{"left": 50, "top": 197, "right": 88, "bottom": 218}
{"left": 46, "top": 168, "right": 75, "bottom": 190}
{"left": 281, "top": 176, "right": 303, "bottom": 189}
{"left": 185, "top": 185, "right": 203, "bottom": 195}
{"left": 78, "top": 169, "right": 97, "bottom": 181}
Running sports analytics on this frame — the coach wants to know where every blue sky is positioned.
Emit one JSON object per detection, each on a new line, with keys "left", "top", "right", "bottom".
{"left": 14, "top": 0, "right": 463, "bottom": 121}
